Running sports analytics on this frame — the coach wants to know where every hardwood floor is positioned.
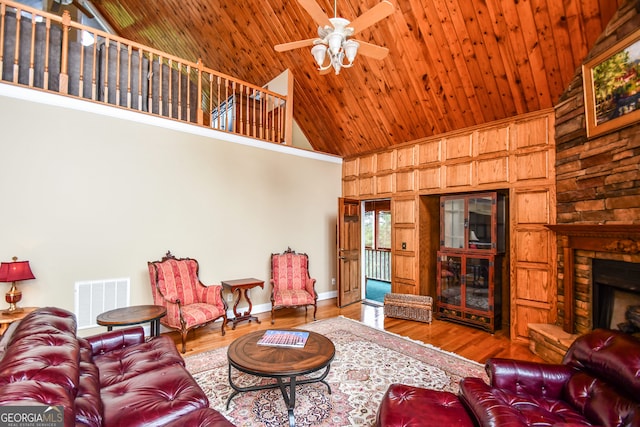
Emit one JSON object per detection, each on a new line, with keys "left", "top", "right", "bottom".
{"left": 166, "top": 299, "right": 544, "bottom": 364}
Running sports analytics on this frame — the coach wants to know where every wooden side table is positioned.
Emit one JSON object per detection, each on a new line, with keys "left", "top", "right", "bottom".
{"left": 221, "top": 278, "right": 264, "bottom": 329}
{"left": 0, "top": 307, "right": 37, "bottom": 335}
{"left": 96, "top": 305, "right": 167, "bottom": 337}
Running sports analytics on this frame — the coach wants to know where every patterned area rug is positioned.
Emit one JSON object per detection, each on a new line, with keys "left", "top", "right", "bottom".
{"left": 185, "top": 316, "right": 487, "bottom": 427}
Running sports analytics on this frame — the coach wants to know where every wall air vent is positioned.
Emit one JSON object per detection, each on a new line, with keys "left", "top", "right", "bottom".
{"left": 74, "top": 278, "right": 130, "bottom": 329}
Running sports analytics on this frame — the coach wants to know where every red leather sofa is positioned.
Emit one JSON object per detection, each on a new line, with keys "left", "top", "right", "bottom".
{"left": 0, "top": 307, "right": 234, "bottom": 427}
{"left": 377, "top": 328, "right": 640, "bottom": 426}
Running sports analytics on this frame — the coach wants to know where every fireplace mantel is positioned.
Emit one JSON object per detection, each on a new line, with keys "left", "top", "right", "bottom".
{"left": 546, "top": 224, "right": 640, "bottom": 333}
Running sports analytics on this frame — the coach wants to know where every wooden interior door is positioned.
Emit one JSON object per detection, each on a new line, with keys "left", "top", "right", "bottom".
{"left": 337, "top": 198, "right": 361, "bottom": 307}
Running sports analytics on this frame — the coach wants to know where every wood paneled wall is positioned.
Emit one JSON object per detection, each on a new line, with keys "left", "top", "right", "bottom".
{"left": 342, "top": 110, "right": 557, "bottom": 341}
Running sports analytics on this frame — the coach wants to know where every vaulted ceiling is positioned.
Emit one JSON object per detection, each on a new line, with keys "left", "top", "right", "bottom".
{"left": 86, "top": 0, "right": 622, "bottom": 158}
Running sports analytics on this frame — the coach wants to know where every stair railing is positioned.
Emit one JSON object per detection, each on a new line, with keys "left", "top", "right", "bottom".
{"left": 0, "top": 0, "right": 291, "bottom": 145}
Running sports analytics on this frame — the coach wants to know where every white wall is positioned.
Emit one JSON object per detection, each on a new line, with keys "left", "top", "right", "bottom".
{"left": 0, "top": 84, "right": 342, "bottom": 334}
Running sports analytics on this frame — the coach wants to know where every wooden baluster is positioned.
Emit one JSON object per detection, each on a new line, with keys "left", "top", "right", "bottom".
{"left": 177, "top": 61, "right": 182, "bottom": 120}
{"left": 78, "top": 30, "right": 86, "bottom": 98}
{"left": 186, "top": 63, "right": 191, "bottom": 123}
{"left": 196, "top": 59, "right": 203, "bottom": 125}
{"left": 103, "top": 38, "right": 109, "bottom": 103}
{"left": 0, "top": 4, "right": 5, "bottom": 78}
{"left": 29, "top": 12, "right": 35, "bottom": 87}
{"left": 91, "top": 38, "right": 97, "bottom": 100}
{"left": 59, "top": 11, "right": 70, "bottom": 94}
{"left": 231, "top": 80, "right": 236, "bottom": 133}
{"left": 147, "top": 51, "right": 154, "bottom": 113}
{"left": 126, "top": 44, "right": 132, "bottom": 108}
{"left": 43, "top": 17, "right": 50, "bottom": 90}
{"left": 115, "top": 41, "right": 121, "bottom": 105}
{"left": 136, "top": 48, "right": 142, "bottom": 110}
{"left": 158, "top": 56, "right": 163, "bottom": 117}
{"left": 12, "top": 7, "right": 19, "bottom": 84}
{"left": 168, "top": 58, "right": 173, "bottom": 118}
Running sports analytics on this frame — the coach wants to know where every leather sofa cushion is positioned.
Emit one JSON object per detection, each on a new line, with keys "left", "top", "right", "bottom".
{"left": 376, "top": 383, "right": 474, "bottom": 427}
{"left": 163, "top": 408, "right": 236, "bottom": 427}
{"left": 100, "top": 364, "right": 209, "bottom": 427}
{"left": 459, "top": 376, "right": 592, "bottom": 426}
{"left": 91, "top": 334, "right": 184, "bottom": 386}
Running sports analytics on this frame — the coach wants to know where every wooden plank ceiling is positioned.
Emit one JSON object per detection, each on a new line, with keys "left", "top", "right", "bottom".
{"left": 86, "top": 0, "right": 622, "bottom": 158}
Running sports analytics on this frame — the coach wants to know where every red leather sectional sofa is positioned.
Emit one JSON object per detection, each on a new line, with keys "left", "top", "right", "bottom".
{"left": 0, "top": 307, "right": 234, "bottom": 426}
{"left": 377, "top": 328, "right": 640, "bottom": 426}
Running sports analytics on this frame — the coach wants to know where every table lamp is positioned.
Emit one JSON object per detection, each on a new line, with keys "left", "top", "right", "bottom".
{"left": 0, "top": 256, "right": 35, "bottom": 315}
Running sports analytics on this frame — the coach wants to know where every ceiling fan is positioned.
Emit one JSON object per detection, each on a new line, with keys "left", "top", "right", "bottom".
{"left": 50, "top": 0, "right": 94, "bottom": 19}
{"left": 275, "top": 0, "right": 395, "bottom": 75}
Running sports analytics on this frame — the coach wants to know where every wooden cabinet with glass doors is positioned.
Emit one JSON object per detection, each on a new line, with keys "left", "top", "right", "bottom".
{"left": 436, "top": 192, "right": 505, "bottom": 332}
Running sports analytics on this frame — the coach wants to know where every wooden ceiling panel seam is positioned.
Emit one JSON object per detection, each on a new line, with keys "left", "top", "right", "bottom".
{"left": 413, "top": 0, "right": 476, "bottom": 130}
{"left": 482, "top": 0, "right": 528, "bottom": 115}
{"left": 516, "top": 2, "right": 552, "bottom": 109}
{"left": 524, "top": 0, "right": 559, "bottom": 107}
{"left": 452, "top": 0, "right": 508, "bottom": 120}
{"left": 429, "top": 0, "right": 484, "bottom": 127}
{"left": 363, "top": 12, "right": 441, "bottom": 139}
{"left": 499, "top": 0, "right": 542, "bottom": 111}
{"left": 544, "top": 0, "right": 578, "bottom": 86}
{"left": 467, "top": 0, "right": 517, "bottom": 117}
{"left": 385, "top": 5, "right": 448, "bottom": 135}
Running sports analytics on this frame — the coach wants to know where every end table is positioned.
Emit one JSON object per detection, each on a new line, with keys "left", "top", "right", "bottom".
{"left": 0, "top": 306, "right": 37, "bottom": 335}
{"left": 221, "top": 278, "right": 264, "bottom": 329}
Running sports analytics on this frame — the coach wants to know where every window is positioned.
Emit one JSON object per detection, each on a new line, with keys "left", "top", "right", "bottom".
{"left": 377, "top": 210, "right": 391, "bottom": 249}
{"left": 364, "top": 200, "right": 391, "bottom": 250}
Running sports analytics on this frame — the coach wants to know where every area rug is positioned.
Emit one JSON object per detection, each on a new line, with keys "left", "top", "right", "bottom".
{"left": 185, "top": 316, "right": 486, "bottom": 427}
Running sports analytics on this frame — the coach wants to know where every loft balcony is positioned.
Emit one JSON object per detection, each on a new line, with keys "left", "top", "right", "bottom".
{"left": 0, "top": 0, "right": 292, "bottom": 145}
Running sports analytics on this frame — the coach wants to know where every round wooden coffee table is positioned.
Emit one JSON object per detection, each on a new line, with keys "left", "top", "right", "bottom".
{"left": 226, "top": 329, "right": 335, "bottom": 427}
{"left": 96, "top": 305, "right": 167, "bottom": 337}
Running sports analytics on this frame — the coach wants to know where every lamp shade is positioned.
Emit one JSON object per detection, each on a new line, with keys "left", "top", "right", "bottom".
{"left": 0, "top": 259, "right": 35, "bottom": 282}
{"left": 311, "top": 44, "right": 327, "bottom": 67}
{"left": 343, "top": 40, "right": 359, "bottom": 63}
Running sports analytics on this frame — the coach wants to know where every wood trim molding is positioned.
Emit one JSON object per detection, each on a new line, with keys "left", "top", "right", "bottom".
{"left": 545, "top": 224, "right": 640, "bottom": 333}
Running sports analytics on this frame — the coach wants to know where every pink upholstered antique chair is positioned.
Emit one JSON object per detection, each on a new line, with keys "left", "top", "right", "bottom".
{"left": 148, "top": 251, "right": 227, "bottom": 353}
{"left": 270, "top": 247, "right": 317, "bottom": 324}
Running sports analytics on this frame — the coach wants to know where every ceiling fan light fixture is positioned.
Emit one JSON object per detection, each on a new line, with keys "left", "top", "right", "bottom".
{"left": 311, "top": 44, "right": 327, "bottom": 67}
{"left": 327, "top": 32, "right": 344, "bottom": 55}
{"left": 343, "top": 39, "right": 359, "bottom": 63}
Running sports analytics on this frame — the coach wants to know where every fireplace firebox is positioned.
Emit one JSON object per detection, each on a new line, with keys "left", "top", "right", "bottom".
{"left": 592, "top": 258, "right": 640, "bottom": 331}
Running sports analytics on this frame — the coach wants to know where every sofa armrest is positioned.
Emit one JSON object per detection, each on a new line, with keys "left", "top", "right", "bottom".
{"left": 459, "top": 377, "right": 530, "bottom": 427}
{"left": 486, "top": 358, "right": 574, "bottom": 399}
{"left": 85, "top": 327, "right": 145, "bottom": 356}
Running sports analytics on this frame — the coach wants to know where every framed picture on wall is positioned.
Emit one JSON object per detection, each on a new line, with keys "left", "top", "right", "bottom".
{"left": 583, "top": 28, "right": 640, "bottom": 138}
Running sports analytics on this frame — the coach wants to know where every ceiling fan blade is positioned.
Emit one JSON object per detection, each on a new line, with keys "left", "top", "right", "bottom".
{"left": 349, "top": 0, "right": 395, "bottom": 35}
{"left": 357, "top": 40, "right": 389, "bottom": 60}
{"left": 275, "top": 38, "right": 318, "bottom": 52}
{"left": 73, "top": 0, "right": 95, "bottom": 19}
{"left": 297, "top": 0, "right": 332, "bottom": 27}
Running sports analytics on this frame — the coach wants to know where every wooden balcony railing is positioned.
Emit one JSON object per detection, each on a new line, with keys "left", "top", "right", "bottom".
{"left": 365, "top": 248, "right": 391, "bottom": 282}
{"left": 0, "top": 0, "right": 291, "bottom": 144}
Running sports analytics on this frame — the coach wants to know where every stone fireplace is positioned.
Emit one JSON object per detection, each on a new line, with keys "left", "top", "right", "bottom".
{"left": 528, "top": 1, "right": 640, "bottom": 363}
{"left": 548, "top": 225, "right": 640, "bottom": 335}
